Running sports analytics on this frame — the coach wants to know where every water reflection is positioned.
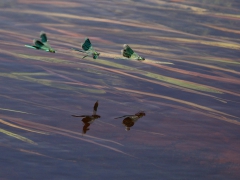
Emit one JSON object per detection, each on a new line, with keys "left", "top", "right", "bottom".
{"left": 115, "top": 111, "right": 145, "bottom": 131}
{"left": 72, "top": 101, "right": 100, "bottom": 134}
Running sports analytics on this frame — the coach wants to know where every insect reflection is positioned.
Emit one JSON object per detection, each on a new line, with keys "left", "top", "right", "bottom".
{"left": 71, "top": 101, "right": 100, "bottom": 134}
{"left": 115, "top": 111, "right": 145, "bottom": 131}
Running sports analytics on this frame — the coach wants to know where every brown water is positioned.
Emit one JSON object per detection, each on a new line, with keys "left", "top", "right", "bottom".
{"left": 0, "top": 0, "right": 240, "bottom": 179}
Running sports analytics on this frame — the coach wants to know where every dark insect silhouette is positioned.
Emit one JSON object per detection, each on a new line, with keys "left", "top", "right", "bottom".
{"left": 72, "top": 101, "right": 100, "bottom": 134}
{"left": 115, "top": 111, "right": 145, "bottom": 131}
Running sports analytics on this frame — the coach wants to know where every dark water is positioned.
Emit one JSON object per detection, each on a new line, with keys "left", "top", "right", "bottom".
{"left": 0, "top": 0, "right": 240, "bottom": 179}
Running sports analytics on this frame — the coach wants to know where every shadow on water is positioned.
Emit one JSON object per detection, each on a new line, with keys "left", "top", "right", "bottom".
{"left": 71, "top": 100, "right": 101, "bottom": 134}
{"left": 115, "top": 111, "right": 146, "bottom": 131}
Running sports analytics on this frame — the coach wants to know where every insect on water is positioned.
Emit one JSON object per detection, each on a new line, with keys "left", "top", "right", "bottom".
{"left": 71, "top": 38, "right": 100, "bottom": 59}
{"left": 121, "top": 44, "right": 145, "bottom": 60}
{"left": 25, "top": 31, "right": 55, "bottom": 53}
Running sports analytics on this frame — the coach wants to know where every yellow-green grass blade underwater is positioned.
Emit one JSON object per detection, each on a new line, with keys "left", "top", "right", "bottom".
{"left": 0, "top": 108, "right": 34, "bottom": 115}
{"left": 1, "top": 46, "right": 239, "bottom": 98}
{"left": 0, "top": 128, "right": 37, "bottom": 145}
{"left": 115, "top": 87, "right": 240, "bottom": 125}
{"left": 0, "top": 72, "right": 106, "bottom": 94}
{"left": 0, "top": 118, "right": 48, "bottom": 135}
{"left": 2, "top": 116, "right": 132, "bottom": 156}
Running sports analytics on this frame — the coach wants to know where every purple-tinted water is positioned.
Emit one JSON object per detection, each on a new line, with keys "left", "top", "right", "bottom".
{"left": 0, "top": 0, "right": 240, "bottom": 179}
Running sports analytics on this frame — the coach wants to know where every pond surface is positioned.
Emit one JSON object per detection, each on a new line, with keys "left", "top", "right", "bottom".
{"left": 0, "top": 0, "right": 240, "bottom": 179}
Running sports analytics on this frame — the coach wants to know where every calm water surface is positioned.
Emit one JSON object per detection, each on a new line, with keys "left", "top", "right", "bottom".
{"left": 0, "top": 0, "right": 240, "bottom": 179}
